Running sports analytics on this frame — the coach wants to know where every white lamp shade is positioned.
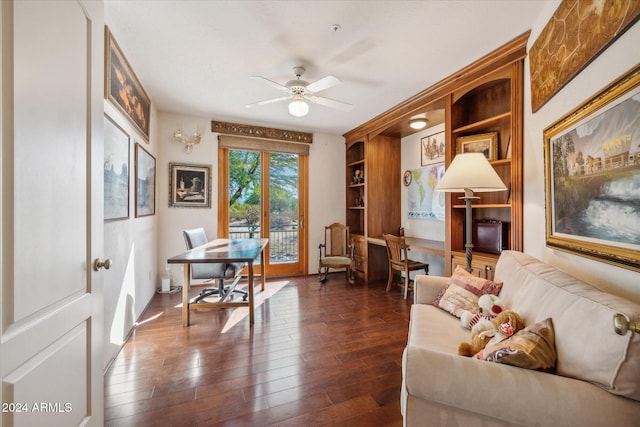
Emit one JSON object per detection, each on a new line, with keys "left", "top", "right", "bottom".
{"left": 288, "top": 97, "right": 309, "bottom": 117}
{"left": 436, "top": 153, "right": 507, "bottom": 192}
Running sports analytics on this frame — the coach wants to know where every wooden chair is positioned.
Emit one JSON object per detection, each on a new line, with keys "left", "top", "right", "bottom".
{"left": 318, "top": 223, "right": 355, "bottom": 284}
{"left": 383, "top": 234, "right": 429, "bottom": 299}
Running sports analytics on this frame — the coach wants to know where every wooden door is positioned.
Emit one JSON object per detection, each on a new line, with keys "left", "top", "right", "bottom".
{"left": 1, "top": 1, "right": 104, "bottom": 425}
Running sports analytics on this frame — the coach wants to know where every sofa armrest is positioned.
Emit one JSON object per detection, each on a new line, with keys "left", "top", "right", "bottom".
{"left": 414, "top": 275, "right": 448, "bottom": 305}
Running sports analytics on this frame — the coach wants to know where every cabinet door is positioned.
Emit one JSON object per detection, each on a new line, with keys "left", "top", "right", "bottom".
{"left": 451, "top": 255, "right": 496, "bottom": 280}
{"left": 351, "top": 235, "right": 366, "bottom": 275}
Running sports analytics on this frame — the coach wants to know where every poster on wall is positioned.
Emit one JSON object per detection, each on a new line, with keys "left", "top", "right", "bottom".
{"left": 407, "top": 164, "right": 445, "bottom": 221}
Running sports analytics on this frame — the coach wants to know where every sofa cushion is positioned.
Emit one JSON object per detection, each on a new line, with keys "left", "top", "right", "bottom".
{"left": 494, "top": 251, "right": 640, "bottom": 401}
{"left": 432, "top": 266, "right": 502, "bottom": 318}
{"left": 404, "top": 302, "right": 640, "bottom": 426}
{"left": 484, "top": 317, "right": 557, "bottom": 372}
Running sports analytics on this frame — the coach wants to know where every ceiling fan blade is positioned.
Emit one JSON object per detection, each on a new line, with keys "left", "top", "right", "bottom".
{"left": 250, "top": 76, "right": 289, "bottom": 92}
{"left": 306, "top": 75, "right": 341, "bottom": 93}
{"left": 307, "top": 95, "right": 353, "bottom": 111}
{"left": 245, "top": 96, "right": 291, "bottom": 108}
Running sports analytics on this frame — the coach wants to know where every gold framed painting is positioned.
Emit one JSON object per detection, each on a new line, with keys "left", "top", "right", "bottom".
{"left": 543, "top": 63, "right": 640, "bottom": 272}
{"left": 456, "top": 132, "right": 498, "bottom": 160}
{"left": 105, "top": 26, "right": 151, "bottom": 142}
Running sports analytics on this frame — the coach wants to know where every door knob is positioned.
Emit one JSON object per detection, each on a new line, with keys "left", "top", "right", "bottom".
{"left": 93, "top": 258, "right": 112, "bottom": 271}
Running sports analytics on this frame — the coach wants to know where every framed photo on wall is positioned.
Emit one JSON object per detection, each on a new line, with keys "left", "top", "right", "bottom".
{"left": 543, "top": 63, "right": 640, "bottom": 272}
{"left": 135, "top": 143, "right": 156, "bottom": 217}
{"left": 105, "top": 26, "right": 151, "bottom": 142}
{"left": 421, "top": 131, "right": 445, "bottom": 166}
{"left": 169, "top": 162, "right": 211, "bottom": 208}
{"left": 104, "top": 114, "right": 129, "bottom": 221}
{"left": 456, "top": 132, "right": 498, "bottom": 160}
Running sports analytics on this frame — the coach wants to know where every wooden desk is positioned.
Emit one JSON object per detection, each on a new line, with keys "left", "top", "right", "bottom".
{"left": 368, "top": 236, "right": 445, "bottom": 256}
{"left": 167, "top": 238, "right": 268, "bottom": 327}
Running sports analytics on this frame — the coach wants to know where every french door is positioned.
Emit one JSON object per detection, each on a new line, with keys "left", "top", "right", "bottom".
{"left": 218, "top": 148, "right": 308, "bottom": 277}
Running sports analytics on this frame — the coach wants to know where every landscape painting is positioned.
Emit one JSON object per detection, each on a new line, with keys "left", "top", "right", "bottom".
{"left": 104, "top": 115, "right": 129, "bottom": 221}
{"left": 544, "top": 64, "right": 640, "bottom": 271}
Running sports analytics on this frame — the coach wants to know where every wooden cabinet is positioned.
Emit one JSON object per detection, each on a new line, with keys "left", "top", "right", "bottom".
{"left": 345, "top": 135, "right": 400, "bottom": 281}
{"left": 445, "top": 57, "right": 524, "bottom": 274}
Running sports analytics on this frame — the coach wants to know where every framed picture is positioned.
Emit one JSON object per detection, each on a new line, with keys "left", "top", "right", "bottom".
{"left": 456, "top": 132, "right": 498, "bottom": 160}
{"left": 169, "top": 162, "right": 211, "bottom": 208}
{"left": 104, "top": 114, "right": 129, "bottom": 221}
{"left": 421, "top": 131, "right": 445, "bottom": 166}
{"left": 543, "top": 63, "right": 640, "bottom": 272}
{"left": 135, "top": 143, "right": 156, "bottom": 217}
{"left": 105, "top": 26, "right": 151, "bottom": 142}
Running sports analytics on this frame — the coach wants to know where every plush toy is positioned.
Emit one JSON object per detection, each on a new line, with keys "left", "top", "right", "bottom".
{"left": 460, "top": 294, "right": 505, "bottom": 330}
{"left": 457, "top": 310, "right": 525, "bottom": 357}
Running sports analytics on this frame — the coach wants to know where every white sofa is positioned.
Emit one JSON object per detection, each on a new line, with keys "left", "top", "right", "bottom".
{"left": 401, "top": 251, "right": 640, "bottom": 426}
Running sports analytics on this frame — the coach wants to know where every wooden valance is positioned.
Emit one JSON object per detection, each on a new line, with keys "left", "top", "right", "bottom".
{"left": 211, "top": 120, "right": 313, "bottom": 144}
{"left": 218, "top": 134, "right": 309, "bottom": 156}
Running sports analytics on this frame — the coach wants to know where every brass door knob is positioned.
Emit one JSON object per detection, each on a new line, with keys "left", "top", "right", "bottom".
{"left": 93, "top": 258, "right": 112, "bottom": 271}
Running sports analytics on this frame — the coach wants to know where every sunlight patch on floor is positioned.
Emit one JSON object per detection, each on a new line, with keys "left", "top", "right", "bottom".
{"left": 221, "top": 279, "right": 289, "bottom": 333}
{"left": 171, "top": 280, "right": 291, "bottom": 332}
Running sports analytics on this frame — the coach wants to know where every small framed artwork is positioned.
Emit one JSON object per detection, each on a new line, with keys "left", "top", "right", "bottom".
{"left": 544, "top": 63, "right": 640, "bottom": 272}
{"left": 135, "top": 143, "right": 156, "bottom": 217}
{"left": 169, "top": 162, "right": 211, "bottom": 208}
{"left": 457, "top": 132, "right": 498, "bottom": 160}
{"left": 104, "top": 114, "right": 129, "bottom": 221}
{"left": 421, "top": 131, "right": 445, "bottom": 166}
{"left": 105, "top": 26, "right": 151, "bottom": 142}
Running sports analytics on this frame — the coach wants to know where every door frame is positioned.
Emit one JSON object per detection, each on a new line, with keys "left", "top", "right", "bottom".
{"left": 218, "top": 146, "right": 308, "bottom": 277}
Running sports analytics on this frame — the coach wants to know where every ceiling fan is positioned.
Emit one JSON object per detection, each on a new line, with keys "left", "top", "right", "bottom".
{"left": 246, "top": 66, "right": 353, "bottom": 117}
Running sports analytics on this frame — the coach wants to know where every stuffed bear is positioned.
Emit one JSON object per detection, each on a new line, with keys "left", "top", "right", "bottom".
{"left": 460, "top": 294, "right": 505, "bottom": 330}
{"left": 457, "top": 310, "right": 525, "bottom": 358}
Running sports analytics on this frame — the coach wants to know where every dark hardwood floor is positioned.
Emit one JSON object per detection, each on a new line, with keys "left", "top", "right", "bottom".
{"left": 104, "top": 274, "right": 412, "bottom": 426}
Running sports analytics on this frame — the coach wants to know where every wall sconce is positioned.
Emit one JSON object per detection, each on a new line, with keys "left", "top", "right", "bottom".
{"left": 409, "top": 117, "right": 428, "bottom": 130}
{"left": 173, "top": 128, "right": 201, "bottom": 153}
{"left": 613, "top": 313, "right": 640, "bottom": 335}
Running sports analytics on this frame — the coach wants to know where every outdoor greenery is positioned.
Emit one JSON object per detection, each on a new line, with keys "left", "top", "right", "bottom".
{"left": 228, "top": 150, "right": 299, "bottom": 227}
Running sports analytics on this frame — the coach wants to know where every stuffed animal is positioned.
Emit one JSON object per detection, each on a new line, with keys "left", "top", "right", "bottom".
{"left": 460, "top": 294, "right": 505, "bottom": 330}
{"left": 458, "top": 310, "right": 525, "bottom": 357}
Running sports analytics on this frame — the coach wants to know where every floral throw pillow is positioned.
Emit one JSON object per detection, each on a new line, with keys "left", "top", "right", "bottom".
{"left": 432, "top": 266, "right": 503, "bottom": 318}
{"left": 484, "top": 318, "right": 557, "bottom": 372}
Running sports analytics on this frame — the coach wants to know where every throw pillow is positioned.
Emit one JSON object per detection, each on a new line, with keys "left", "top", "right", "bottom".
{"left": 432, "top": 266, "right": 503, "bottom": 318}
{"left": 484, "top": 318, "right": 557, "bottom": 372}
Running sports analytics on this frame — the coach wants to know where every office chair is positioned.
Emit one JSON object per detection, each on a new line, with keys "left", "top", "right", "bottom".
{"left": 183, "top": 227, "right": 247, "bottom": 303}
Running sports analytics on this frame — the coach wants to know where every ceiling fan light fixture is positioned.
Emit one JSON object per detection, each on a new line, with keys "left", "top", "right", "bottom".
{"left": 288, "top": 97, "right": 309, "bottom": 117}
{"left": 409, "top": 117, "right": 428, "bottom": 130}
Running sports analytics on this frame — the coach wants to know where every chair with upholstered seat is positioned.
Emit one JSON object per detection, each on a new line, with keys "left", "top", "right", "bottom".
{"left": 183, "top": 227, "right": 247, "bottom": 303}
{"left": 384, "top": 234, "right": 429, "bottom": 299}
{"left": 318, "top": 223, "right": 355, "bottom": 284}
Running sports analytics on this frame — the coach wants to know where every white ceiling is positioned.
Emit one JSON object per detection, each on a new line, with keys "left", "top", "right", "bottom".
{"left": 104, "top": 0, "right": 550, "bottom": 136}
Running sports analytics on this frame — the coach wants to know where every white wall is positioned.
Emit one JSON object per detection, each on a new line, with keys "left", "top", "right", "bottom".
{"left": 524, "top": 2, "right": 640, "bottom": 303}
{"left": 401, "top": 123, "right": 446, "bottom": 276}
{"left": 103, "top": 101, "right": 159, "bottom": 370}
{"left": 157, "top": 112, "right": 346, "bottom": 282}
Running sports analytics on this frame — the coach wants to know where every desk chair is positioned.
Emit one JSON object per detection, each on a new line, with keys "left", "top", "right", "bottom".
{"left": 383, "top": 234, "right": 429, "bottom": 299}
{"left": 183, "top": 228, "right": 247, "bottom": 303}
{"left": 318, "top": 223, "right": 355, "bottom": 284}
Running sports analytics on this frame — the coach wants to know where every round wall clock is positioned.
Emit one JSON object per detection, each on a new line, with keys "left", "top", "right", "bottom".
{"left": 403, "top": 170, "right": 412, "bottom": 187}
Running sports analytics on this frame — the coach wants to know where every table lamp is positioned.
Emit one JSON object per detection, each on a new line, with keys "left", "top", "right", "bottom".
{"left": 435, "top": 153, "right": 507, "bottom": 273}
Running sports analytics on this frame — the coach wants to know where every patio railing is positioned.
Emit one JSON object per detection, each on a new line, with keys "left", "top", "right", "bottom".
{"left": 229, "top": 223, "right": 298, "bottom": 263}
